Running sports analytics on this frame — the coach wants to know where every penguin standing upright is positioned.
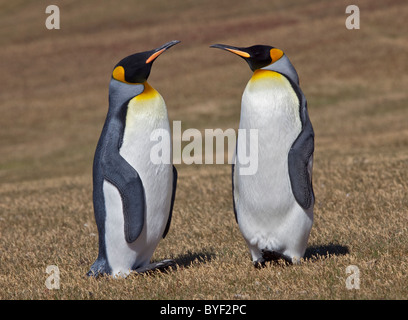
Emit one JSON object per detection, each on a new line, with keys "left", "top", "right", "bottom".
{"left": 88, "top": 41, "right": 180, "bottom": 278}
{"left": 211, "top": 44, "right": 314, "bottom": 266}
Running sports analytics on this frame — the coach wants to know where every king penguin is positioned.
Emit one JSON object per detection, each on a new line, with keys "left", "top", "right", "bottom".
{"left": 210, "top": 44, "right": 314, "bottom": 266}
{"left": 87, "top": 40, "right": 180, "bottom": 278}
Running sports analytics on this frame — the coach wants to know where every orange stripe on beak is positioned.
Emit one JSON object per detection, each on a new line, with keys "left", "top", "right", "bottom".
{"left": 226, "top": 48, "right": 250, "bottom": 58}
{"left": 146, "top": 48, "right": 166, "bottom": 64}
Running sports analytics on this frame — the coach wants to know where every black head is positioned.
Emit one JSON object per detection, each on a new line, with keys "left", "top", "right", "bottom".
{"left": 112, "top": 40, "right": 180, "bottom": 84}
{"left": 210, "top": 44, "right": 284, "bottom": 71}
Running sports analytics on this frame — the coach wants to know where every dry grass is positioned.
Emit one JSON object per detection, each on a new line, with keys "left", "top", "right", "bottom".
{"left": 1, "top": 0, "right": 407, "bottom": 300}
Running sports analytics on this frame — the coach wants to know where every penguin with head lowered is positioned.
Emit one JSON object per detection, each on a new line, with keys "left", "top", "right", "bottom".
{"left": 211, "top": 43, "right": 314, "bottom": 266}
{"left": 87, "top": 40, "right": 180, "bottom": 278}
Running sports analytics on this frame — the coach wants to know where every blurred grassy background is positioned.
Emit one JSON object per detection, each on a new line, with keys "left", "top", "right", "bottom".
{"left": 0, "top": 0, "right": 407, "bottom": 299}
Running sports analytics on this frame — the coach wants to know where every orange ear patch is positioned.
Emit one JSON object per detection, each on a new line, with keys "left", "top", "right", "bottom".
{"left": 112, "top": 66, "right": 126, "bottom": 82}
{"left": 270, "top": 48, "right": 284, "bottom": 62}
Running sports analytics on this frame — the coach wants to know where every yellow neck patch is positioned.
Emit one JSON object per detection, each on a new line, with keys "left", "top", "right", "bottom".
{"left": 126, "top": 82, "right": 166, "bottom": 123}
{"left": 134, "top": 82, "right": 159, "bottom": 101}
{"left": 250, "top": 69, "right": 283, "bottom": 82}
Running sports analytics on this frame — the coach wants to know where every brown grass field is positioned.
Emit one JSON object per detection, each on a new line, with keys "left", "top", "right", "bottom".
{"left": 0, "top": 0, "right": 407, "bottom": 300}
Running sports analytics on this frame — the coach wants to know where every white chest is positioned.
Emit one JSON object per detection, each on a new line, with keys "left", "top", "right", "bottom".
{"left": 119, "top": 85, "right": 171, "bottom": 172}
{"left": 236, "top": 70, "right": 302, "bottom": 212}
{"left": 240, "top": 70, "right": 301, "bottom": 146}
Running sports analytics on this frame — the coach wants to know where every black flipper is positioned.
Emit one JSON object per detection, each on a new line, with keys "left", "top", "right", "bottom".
{"left": 162, "top": 165, "right": 177, "bottom": 238}
{"left": 286, "top": 77, "right": 315, "bottom": 210}
{"left": 288, "top": 118, "right": 314, "bottom": 210}
{"left": 231, "top": 163, "right": 238, "bottom": 223}
{"left": 101, "top": 124, "right": 145, "bottom": 244}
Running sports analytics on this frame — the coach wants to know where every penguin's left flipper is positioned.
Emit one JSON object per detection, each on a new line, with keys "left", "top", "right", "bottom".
{"left": 288, "top": 123, "right": 314, "bottom": 210}
{"left": 162, "top": 165, "right": 177, "bottom": 238}
{"left": 133, "top": 259, "right": 176, "bottom": 274}
{"left": 231, "top": 163, "right": 238, "bottom": 223}
{"left": 102, "top": 138, "right": 145, "bottom": 244}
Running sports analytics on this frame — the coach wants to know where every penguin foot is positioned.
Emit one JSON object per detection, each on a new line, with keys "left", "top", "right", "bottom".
{"left": 133, "top": 259, "right": 176, "bottom": 274}
{"left": 253, "top": 250, "right": 292, "bottom": 269}
{"left": 87, "top": 258, "right": 111, "bottom": 278}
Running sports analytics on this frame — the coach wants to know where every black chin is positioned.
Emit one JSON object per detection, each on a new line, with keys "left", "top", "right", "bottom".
{"left": 246, "top": 58, "right": 271, "bottom": 72}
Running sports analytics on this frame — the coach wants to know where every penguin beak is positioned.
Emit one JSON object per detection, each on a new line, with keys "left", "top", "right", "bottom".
{"left": 210, "top": 44, "right": 251, "bottom": 58}
{"left": 146, "top": 40, "right": 181, "bottom": 64}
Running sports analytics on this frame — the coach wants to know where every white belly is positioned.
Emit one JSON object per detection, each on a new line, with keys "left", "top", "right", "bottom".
{"left": 235, "top": 71, "right": 313, "bottom": 261}
{"left": 104, "top": 90, "right": 173, "bottom": 277}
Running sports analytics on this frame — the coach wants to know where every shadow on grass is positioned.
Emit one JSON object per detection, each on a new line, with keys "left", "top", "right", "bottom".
{"left": 128, "top": 249, "right": 216, "bottom": 277}
{"left": 304, "top": 243, "right": 349, "bottom": 261}
{"left": 173, "top": 248, "right": 216, "bottom": 269}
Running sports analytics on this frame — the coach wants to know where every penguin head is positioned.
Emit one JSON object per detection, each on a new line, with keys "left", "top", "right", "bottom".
{"left": 210, "top": 44, "right": 284, "bottom": 71}
{"left": 210, "top": 43, "right": 300, "bottom": 84}
{"left": 112, "top": 40, "right": 180, "bottom": 84}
